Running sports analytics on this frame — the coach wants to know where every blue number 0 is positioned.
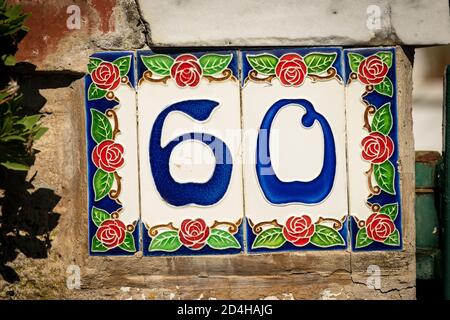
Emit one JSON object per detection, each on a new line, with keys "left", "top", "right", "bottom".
{"left": 256, "top": 99, "right": 336, "bottom": 204}
{"left": 149, "top": 99, "right": 232, "bottom": 206}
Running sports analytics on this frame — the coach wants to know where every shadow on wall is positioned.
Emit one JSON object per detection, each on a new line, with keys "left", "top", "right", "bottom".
{"left": 0, "top": 62, "right": 84, "bottom": 283}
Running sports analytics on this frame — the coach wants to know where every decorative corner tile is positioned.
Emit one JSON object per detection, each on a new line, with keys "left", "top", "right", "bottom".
{"left": 344, "top": 47, "right": 402, "bottom": 251}
{"left": 85, "top": 51, "right": 140, "bottom": 255}
{"left": 241, "top": 48, "right": 349, "bottom": 253}
{"left": 136, "top": 50, "right": 244, "bottom": 256}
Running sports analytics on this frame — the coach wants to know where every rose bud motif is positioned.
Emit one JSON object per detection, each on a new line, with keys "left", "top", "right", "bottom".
{"left": 357, "top": 56, "right": 389, "bottom": 85}
{"left": 92, "top": 140, "right": 125, "bottom": 173}
{"left": 96, "top": 219, "right": 126, "bottom": 248}
{"left": 91, "top": 62, "right": 121, "bottom": 91}
{"left": 282, "top": 215, "right": 315, "bottom": 246}
{"left": 275, "top": 54, "right": 308, "bottom": 87}
{"left": 179, "top": 218, "right": 210, "bottom": 250}
{"left": 365, "top": 213, "right": 395, "bottom": 242}
{"left": 170, "top": 54, "right": 202, "bottom": 88}
{"left": 361, "top": 132, "right": 394, "bottom": 164}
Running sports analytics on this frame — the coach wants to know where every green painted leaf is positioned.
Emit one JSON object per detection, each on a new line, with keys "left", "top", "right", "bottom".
{"left": 376, "top": 51, "right": 393, "bottom": 68}
{"left": 141, "top": 55, "right": 174, "bottom": 76}
{"left": 91, "top": 206, "right": 110, "bottom": 227}
{"left": 247, "top": 54, "right": 279, "bottom": 75}
{"left": 88, "top": 82, "right": 107, "bottom": 101}
{"left": 149, "top": 230, "right": 182, "bottom": 252}
{"left": 348, "top": 53, "right": 365, "bottom": 73}
{"left": 93, "top": 169, "right": 114, "bottom": 201}
{"left": 90, "top": 109, "right": 112, "bottom": 144}
{"left": 199, "top": 54, "right": 232, "bottom": 75}
{"left": 355, "top": 227, "right": 373, "bottom": 248}
{"left": 379, "top": 203, "right": 398, "bottom": 221}
{"left": 33, "top": 127, "right": 48, "bottom": 140}
{"left": 91, "top": 236, "right": 108, "bottom": 252}
{"left": 207, "top": 229, "right": 240, "bottom": 250}
{"left": 384, "top": 229, "right": 400, "bottom": 246}
{"left": 112, "top": 55, "right": 132, "bottom": 77}
{"left": 371, "top": 103, "right": 393, "bottom": 135}
{"left": 310, "top": 225, "right": 345, "bottom": 247}
{"left": 88, "top": 57, "right": 103, "bottom": 73}
{"left": 374, "top": 161, "right": 396, "bottom": 195}
{"left": 304, "top": 53, "right": 337, "bottom": 74}
{"left": 252, "top": 227, "right": 285, "bottom": 249}
{"left": 119, "top": 232, "right": 136, "bottom": 252}
{"left": 374, "top": 77, "right": 394, "bottom": 97}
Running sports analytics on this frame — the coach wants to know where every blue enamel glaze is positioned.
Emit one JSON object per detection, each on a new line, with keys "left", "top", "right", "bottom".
{"left": 256, "top": 99, "right": 336, "bottom": 204}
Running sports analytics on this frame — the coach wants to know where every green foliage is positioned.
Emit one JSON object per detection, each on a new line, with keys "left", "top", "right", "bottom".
{"left": 0, "top": 0, "right": 30, "bottom": 67}
{"left": 0, "top": 1, "right": 46, "bottom": 171}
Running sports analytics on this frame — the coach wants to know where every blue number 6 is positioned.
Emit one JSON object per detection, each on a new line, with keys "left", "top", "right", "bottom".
{"left": 256, "top": 99, "right": 336, "bottom": 204}
{"left": 150, "top": 99, "right": 232, "bottom": 207}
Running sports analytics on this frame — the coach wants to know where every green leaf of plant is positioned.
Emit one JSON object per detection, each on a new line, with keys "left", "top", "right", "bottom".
{"left": 0, "top": 160, "right": 29, "bottom": 171}
{"left": 199, "top": 54, "right": 232, "bottom": 76}
{"left": 207, "top": 229, "right": 240, "bottom": 250}
{"left": 348, "top": 53, "right": 365, "bottom": 73}
{"left": 91, "top": 206, "right": 110, "bottom": 227}
{"left": 16, "top": 114, "right": 40, "bottom": 130}
{"left": 119, "top": 232, "right": 136, "bottom": 252}
{"left": 355, "top": 227, "right": 373, "bottom": 248}
{"left": 4, "top": 54, "right": 16, "bottom": 66}
{"left": 93, "top": 169, "right": 114, "bottom": 201}
{"left": 374, "top": 77, "right": 394, "bottom": 97}
{"left": 90, "top": 109, "right": 112, "bottom": 144}
{"left": 379, "top": 203, "right": 398, "bottom": 221}
{"left": 304, "top": 53, "right": 337, "bottom": 75}
{"left": 310, "top": 225, "right": 345, "bottom": 247}
{"left": 87, "top": 57, "right": 103, "bottom": 73}
{"left": 376, "top": 51, "right": 393, "bottom": 68}
{"left": 252, "top": 227, "right": 286, "bottom": 249}
{"left": 371, "top": 103, "right": 393, "bottom": 135}
{"left": 384, "top": 229, "right": 400, "bottom": 246}
{"left": 88, "top": 82, "right": 107, "bottom": 101}
{"left": 33, "top": 127, "right": 48, "bottom": 140}
{"left": 91, "top": 236, "right": 108, "bottom": 252}
{"left": 141, "top": 55, "right": 174, "bottom": 76}
{"left": 247, "top": 54, "right": 279, "bottom": 75}
{"left": 149, "top": 230, "right": 182, "bottom": 252}
{"left": 112, "top": 55, "right": 132, "bottom": 77}
{"left": 374, "top": 161, "right": 396, "bottom": 195}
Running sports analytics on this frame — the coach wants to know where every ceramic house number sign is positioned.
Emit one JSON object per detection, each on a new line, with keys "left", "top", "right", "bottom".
{"left": 84, "top": 47, "right": 402, "bottom": 256}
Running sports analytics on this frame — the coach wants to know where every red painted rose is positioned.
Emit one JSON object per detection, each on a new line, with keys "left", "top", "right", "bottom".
{"left": 170, "top": 54, "right": 202, "bottom": 87}
{"left": 92, "top": 140, "right": 125, "bottom": 173}
{"left": 282, "top": 215, "right": 315, "bottom": 246}
{"left": 96, "top": 219, "right": 126, "bottom": 248}
{"left": 179, "top": 218, "right": 210, "bottom": 250}
{"left": 361, "top": 132, "right": 394, "bottom": 164}
{"left": 365, "top": 213, "right": 395, "bottom": 241}
{"left": 358, "top": 56, "right": 389, "bottom": 85}
{"left": 275, "top": 54, "right": 307, "bottom": 86}
{"left": 91, "top": 62, "right": 121, "bottom": 91}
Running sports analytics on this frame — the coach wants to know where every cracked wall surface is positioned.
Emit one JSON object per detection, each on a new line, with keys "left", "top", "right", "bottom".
{"left": 0, "top": 0, "right": 421, "bottom": 299}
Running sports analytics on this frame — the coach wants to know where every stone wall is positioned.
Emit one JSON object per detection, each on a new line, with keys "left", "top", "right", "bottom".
{"left": 1, "top": 0, "right": 449, "bottom": 299}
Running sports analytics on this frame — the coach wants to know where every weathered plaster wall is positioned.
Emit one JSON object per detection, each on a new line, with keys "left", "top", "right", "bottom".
{"left": 1, "top": 0, "right": 446, "bottom": 299}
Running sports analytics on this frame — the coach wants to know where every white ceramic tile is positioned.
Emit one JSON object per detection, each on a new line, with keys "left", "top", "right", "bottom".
{"left": 344, "top": 48, "right": 402, "bottom": 251}
{"left": 85, "top": 52, "right": 140, "bottom": 255}
{"left": 241, "top": 48, "right": 348, "bottom": 252}
{"left": 137, "top": 50, "right": 244, "bottom": 255}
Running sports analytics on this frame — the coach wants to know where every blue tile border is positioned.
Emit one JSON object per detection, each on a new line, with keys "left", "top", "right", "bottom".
{"left": 344, "top": 47, "right": 402, "bottom": 251}
{"left": 85, "top": 51, "right": 140, "bottom": 256}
